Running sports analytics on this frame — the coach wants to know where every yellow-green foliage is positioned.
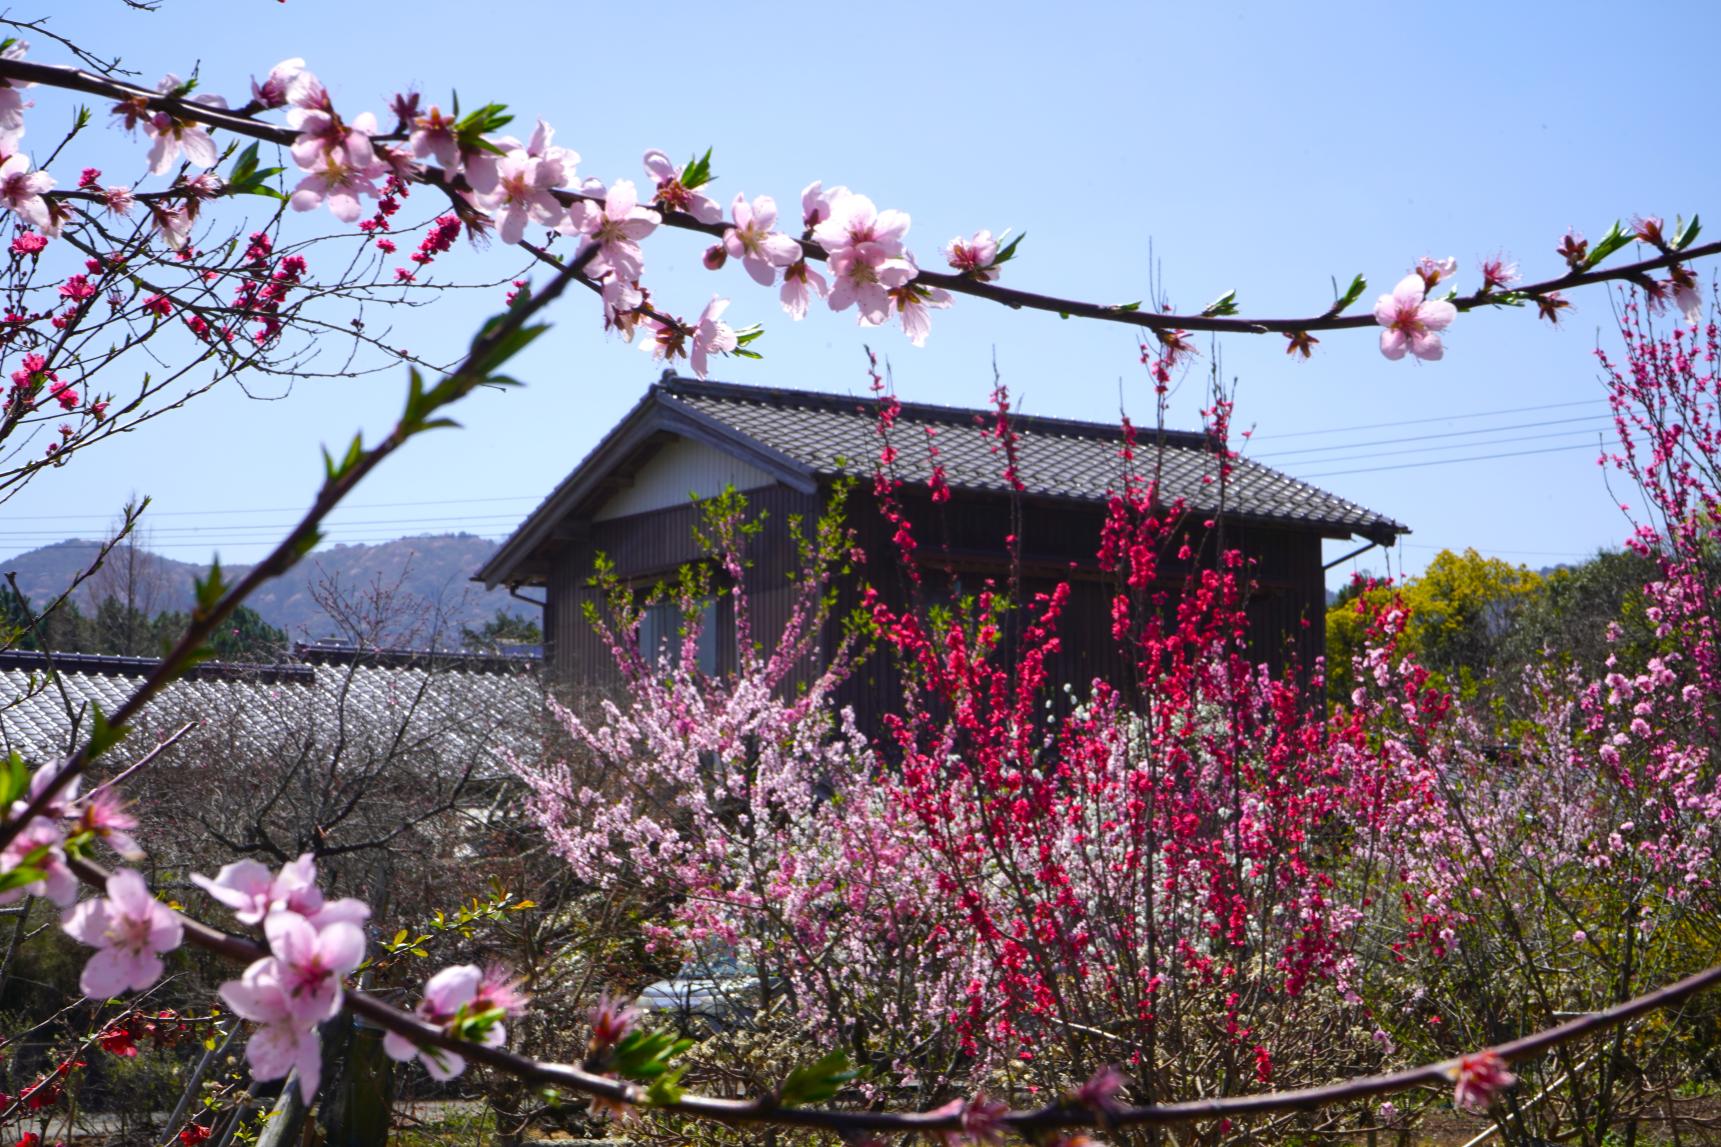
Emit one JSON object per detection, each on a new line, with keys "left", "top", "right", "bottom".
{"left": 1327, "top": 548, "right": 1542, "bottom": 701}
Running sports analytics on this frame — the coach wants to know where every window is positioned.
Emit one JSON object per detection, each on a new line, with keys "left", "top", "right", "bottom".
{"left": 638, "top": 598, "right": 719, "bottom": 676}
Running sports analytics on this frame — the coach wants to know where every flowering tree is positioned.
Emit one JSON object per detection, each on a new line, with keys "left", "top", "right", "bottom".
{"left": 1, "top": 5, "right": 1720, "bottom": 1145}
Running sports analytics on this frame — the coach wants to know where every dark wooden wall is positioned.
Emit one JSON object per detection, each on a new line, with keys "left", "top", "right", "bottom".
{"left": 544, "top": 484, "right": 826, "bottom": 693}
{"left": 545, "top": 481, "right": 1330, "bottom": 723}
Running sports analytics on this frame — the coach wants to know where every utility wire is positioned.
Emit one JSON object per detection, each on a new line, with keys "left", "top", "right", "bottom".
{"left": 1298, "top": 439, "right": 1612, "bottom": 479}
{"left": 1248, "top": 396, "right": 1610, "bottom": 440}
{"left": 1252, "top": 413, "right": 1615, "bottom": 459}
{"left": 1269, "top": 425, "right": 1611, "bottom": 469}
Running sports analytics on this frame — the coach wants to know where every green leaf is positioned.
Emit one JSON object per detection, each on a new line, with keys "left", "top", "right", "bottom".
{"left": 644, "top": 1068, "right": 687, "bottom": 1107}
{"left": 464, "top": 321, "right": 548, "bottom": 387}
{"left": 323, "top": 432, "right": 364, "bottom": 482}
{"left": 1327, "top": 273, "right": 1367, "bottom": 316}
{"left": 779, "top": 1050, "right": 857, "bottom": 1106}
{"left": 613, "top": 1029, "right": 694, "bottom": 1081}
{"left": 1201, "top": 289, "right": 1238, "bottom": 317}
{"left": 193, "top": 559, "right": 228, "bottom": 614}
{"left": 87, "top": 703, "right": 130, "bottom": 760}
{"left": 681, "top": 147, "right": 714, "bottom": 190}
{"left": 0, "top": 752, "right": 30, "bottom": 808}
{"left": 287, "top": 528, "right": 324, "bottom": 563}
{"left": 1673, "top": 214, "right": 1702, "bottom": 251}
{"left": 994, "top": 231, "right": 1025, "bottom": 265}
{"left": 1583, "top": 220, "right": 1634, "bottom": 270}
{"left": 1114, "top": 301, "right": 1142, "bottom": 312}
{"left": 0, "top": 845, "right": 50, "bottom": 897}
{"left": 229, "top": 142, "right": 260, "bottom": 185}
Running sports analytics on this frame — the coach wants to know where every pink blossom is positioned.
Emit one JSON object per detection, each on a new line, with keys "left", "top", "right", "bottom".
{"left": 264, "top": 910, "right": 365, "bottom": 1023}
{"left": 0, "top": 153, "right": 56, "bottom": 236}
{"left": 101, "top": 186, "right": 136, "bottom": 217}
{"left": 140, "top": 76, "right": 222, "bottom": 176}
{"left": 932, "top": 1094, "right": 1010, "bottom": 1147}
{"left": 1632, "top": 214, "right": 1666, "bottom": 248}
{"left": 477, "top": 964, "right": 530, "bottom": 1016}
{"left": 690, "top": 295, "right": 738, "bottom": 379}
{"left": 218, "top": 959, "right": 323, "bottom": 1101}
{"left": 288, "top": 96, "right": 378, "bottom": 175}
{"left": 945, "top": 230, "right": 1002, "bottom": 280}
{"left": 800, "top": 180, "right": 847, "bottom": 231}
{"left": 0, "top": 40, "right": 34, "bottom": 151}
{"left": 77, "top": 788, "right": 142, "bottom": 860}
{"left": 192, "top": 858, "right": 274, "bottom": 924}
{"left": 890, "top": 277, "right": 952, "bottom": 346}
{"left": 1667, "top": 263, "right": 1701, "bottom": 325}
{"left": 1480, "top": 254, "right": 1519, "bottom": 292}
{"left": 1451, "top": 1050, "right": 1515, "bottom": 1112}
{"left": 0, "top": 816, "right": 76, "bottom": 907}
{"left": 779, "top": 259, "right": 828, "bottom": 320}
{"left": 148, "top": 202, "right": 192, "bottom": 251}
{"left": 642, "top": 150, "right": 721, "bottom": 223}
{"left": 290, "top": 152, "right": 384, "bottom": 224}
{"left": 192, "top": 853, "right": 368, "bottom": 930}
{"left": 383, "top": 964, "right": 502, "bottom": 1080}
{"left": 1374, "top": 273, "right": 1456, "bottom": 361}
{"left": 1071, "top": 1065, "right": 1127, "bottom": 1115}
{"left": 722, "top": 194, "right": 801, "bottom": 287}
{"left": 485, "top": 149, "right": 568, "bottom": 246}
{"left": 813, "top": 192, "right": 916, "bottom": 325}
{"left": 587, "top": 992, "right": 640, "bottom": 1051}
{"left": 61, "top": 869, "right": 182, "bottom": 998}
{"left": 1414, "top": 255, "right": 1457, "bottom": 289}
{"left": 519, "top": 119, "right": 578, "bottom": 170}
{"left": 563, "top": 179, "right": 659, "bottom": 282}
{"left": 600, "top": 274, "right": 644, "bottom": 333}
{"left": 250, "top": 58, "right": 305, "bottom": 110}
{"left": 409, "top": 105, "right": 461, "bottom": 170}
{"left": 9, "top": 230, "right": 45, "bottom": 256}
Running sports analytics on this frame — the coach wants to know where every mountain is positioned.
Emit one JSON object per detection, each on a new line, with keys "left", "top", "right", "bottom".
{"left": 1, "top": 534, "right": 534, "bottom": 646}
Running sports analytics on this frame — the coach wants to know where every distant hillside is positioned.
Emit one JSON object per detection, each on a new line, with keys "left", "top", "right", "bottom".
{"left": 1, "top": 534, "right": 534, "bottom": 646}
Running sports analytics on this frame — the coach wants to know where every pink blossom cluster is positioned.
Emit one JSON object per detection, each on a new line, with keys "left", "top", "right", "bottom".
{"left": 195, "top": 854, "right": 368, "bottom": 1099}
{"left": 3, "top": 763, "right": 140, "bottom": 912}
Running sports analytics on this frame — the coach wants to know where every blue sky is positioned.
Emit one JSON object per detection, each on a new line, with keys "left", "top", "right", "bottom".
{"left": 4, "top": 0, "right": 1717, "bottom": 591}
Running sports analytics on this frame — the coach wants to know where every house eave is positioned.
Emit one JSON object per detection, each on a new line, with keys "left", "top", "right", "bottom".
{"left": 475, "top": 384, "right": 819, "bottom": 590}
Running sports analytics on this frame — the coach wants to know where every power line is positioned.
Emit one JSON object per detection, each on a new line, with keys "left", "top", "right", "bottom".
{"left": 1, "top": 533, "right": 514, "bottom": 556}
{"left": 1397, "top": 541, "right": 1623, "bottom": 559}
{"left": 1268, "top": 425, "right": 1612, "bottom": 469}
{"left": 1252, "top": 412, "right": 1615, "bottom": 459}
{"left": 1296, "top": 439, "right": 1608, "bottom": 479}
{"left": 0, "top": 513, "right": 527, "bottom": 539}
{"left": 0, "top": 494, "right": 544, "bottom": 522}
{"left": 1247, "top": 397, "right": 1610, "bottom": 441}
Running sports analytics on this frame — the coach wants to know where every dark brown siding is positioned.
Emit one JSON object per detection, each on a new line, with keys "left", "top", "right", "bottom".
{"left": 546, "top": 481, "right": 1330, "bottom": 727}
{"left": 546, "top": 484, "right": 826, "bottom": 693}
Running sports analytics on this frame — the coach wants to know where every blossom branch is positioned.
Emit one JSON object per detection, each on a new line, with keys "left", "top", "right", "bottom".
{"left": 1, "top": 55, "right": 1714, "bottom": 346}
{"left": 55, "top": 852, "right": 1721, "bottom": 1138}
{"left": 0, "top": 239, "right": 594, "bottom": 854}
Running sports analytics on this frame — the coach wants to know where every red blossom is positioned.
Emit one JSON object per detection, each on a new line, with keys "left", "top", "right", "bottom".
{"left": 1452, "top": 1050, "right": 1515, "bottom": 1112}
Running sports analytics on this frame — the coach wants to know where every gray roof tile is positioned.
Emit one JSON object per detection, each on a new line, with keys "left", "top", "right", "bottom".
{"left": 0, "top": 652, "right": 544, "bottom": 770}
{"left": 661, "top": 379, "right": 1406, "bottom": 540}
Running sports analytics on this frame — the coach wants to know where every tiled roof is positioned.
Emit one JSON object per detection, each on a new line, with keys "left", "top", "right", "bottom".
{"left": 0, "top": 649, "right": 545, "bottom": 770}
{"left": 661, "top": 379, "right": 1406, "bottom": 541}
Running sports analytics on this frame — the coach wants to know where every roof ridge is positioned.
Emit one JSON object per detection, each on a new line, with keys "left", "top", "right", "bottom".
{"left": 657, "top": 375, "right": 1216, "bottom": 449}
